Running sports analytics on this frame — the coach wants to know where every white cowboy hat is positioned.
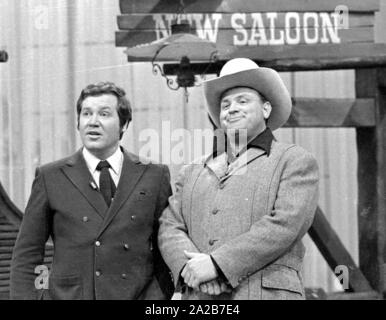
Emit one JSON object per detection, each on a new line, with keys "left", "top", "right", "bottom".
{"left": 203, "top": 58, "right": 292, "bottom": 131}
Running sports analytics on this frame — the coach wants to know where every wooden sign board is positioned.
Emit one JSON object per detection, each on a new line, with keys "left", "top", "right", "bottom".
{"left": 116, "top": 0, "right": 382, "bottom": 68}
{"left": 116, "top": 0, "right": 379, "bottom": 60}
{"left": 116, "top": 12, "right": 374, "bottom": 47}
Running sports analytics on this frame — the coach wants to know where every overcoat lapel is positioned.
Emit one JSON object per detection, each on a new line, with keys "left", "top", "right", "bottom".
{"left": 225, "top": 148, "right": 267, "bottom": 178}
{"left": 61, "top": 149, "right": 108, "bottom": 218}
{"left": 205, "top": 148, "right": 267, "bottom": 182}
{"left": 205, "top": 153, "right": 228, "bottom": 180}
{"left": 96, "top": 150, "right": 147, "bottom": 237}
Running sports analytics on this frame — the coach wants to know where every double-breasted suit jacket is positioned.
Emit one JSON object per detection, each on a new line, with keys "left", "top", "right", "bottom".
{"left": 10, "top": 148, "right": 174, "bottom": 300}
{"left": 158, "top": 140, "right": 319, "bottom": 300}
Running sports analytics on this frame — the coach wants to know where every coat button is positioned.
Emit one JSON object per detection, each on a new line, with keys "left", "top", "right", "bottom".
{"left": 121, "top": 273, "right": 127, "bottom": 279}
{"left": 209, "top": 239, "right": 215, "bottom": 246}
{"left": 212, "top": 208, "right": 219, "bottom": 215}
{"left": 123, "top": 243, "right": 130, "bottom": 250}
{"left": 131, "top": 215, "right": 136, "bottom": 220}
{"left": 95, "top": 271, "right": 101, "bottom": 277}
{"left": 83, "top": 216, "right": 89, "bottom": 222}
{"left": 95, "top": 241, "right": 101, "bottom": 247}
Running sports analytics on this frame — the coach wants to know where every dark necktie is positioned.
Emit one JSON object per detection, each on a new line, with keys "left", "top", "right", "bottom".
{"left": 96, "top": 160, "right": 116, "bottom": 207}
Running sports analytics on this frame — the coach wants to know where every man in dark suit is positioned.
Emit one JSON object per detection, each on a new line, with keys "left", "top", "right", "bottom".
{"left": 10, "top": 82, "right": 174, "bottom": 300}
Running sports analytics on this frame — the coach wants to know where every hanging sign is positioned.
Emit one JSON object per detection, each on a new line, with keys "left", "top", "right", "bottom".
{"left": 116, "top": 0, "right": 379, "bottom": 64}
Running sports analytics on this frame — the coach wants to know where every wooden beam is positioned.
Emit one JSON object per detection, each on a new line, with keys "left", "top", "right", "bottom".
{"left": 356, "top": 68, "right": 386, "bottom": 295}
{"left": 0, "top": 274, "right": 9, "bottom": 280}
{"left": 119, "top": 0, "right": 163, "bottom": 14}
{"left": 378, "top": 69, "right": 386, "bottom": 89}
{"left": 231, "top": 43, "right": 386, "bottom": 62}
{"left": 0, "top": 247, "right": 13, "bottom": 254}
{"left": 0, "top": 267, "right": 10, "bottom": 274}
{"left": 285, "top": 97, "right": 375, "bottom": 127}
{"left": 0, "top": 254, "right": 12, "bottom": 261}
{"left": 229, "top": 43, "right": 386, "bottom": 71}
{"left": 120, "top": 0, "right": 380, "bottom": 14}
{"left": 0, "top": 232, "right": 18, "bottom": 240}
{"left": 0, "top": 260, "right": 10, "bottom": 267}
{"left": 0, "top": 240, "right": 14, "bottom": 247}
{"left": 0, "top": 280, "right": 10, "bottom": 287}
{"left": 125, "top": 43, "right": 386, "bottom": 71}
{"left": 0, "top": 225, "right": 18, "bottom": 232}
{"left": 308, "top": 207, "right": 374, "bottom": 292}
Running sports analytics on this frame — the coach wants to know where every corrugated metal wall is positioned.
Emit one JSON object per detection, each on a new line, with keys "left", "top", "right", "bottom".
{"left": 1, "top": 0, "right": 386, "bottom": 293}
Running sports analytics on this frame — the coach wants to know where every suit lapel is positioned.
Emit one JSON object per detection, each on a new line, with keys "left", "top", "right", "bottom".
{"left": 61, "top": 149, "right": 108, "bottom": 218}
{"left": 97, "top": 150, "right": 147, "bottom": 237}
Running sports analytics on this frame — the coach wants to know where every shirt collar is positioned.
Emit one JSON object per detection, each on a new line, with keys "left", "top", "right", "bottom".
{"left": 82, "top": 146, "right": 123, "bottom": 175}
{"left": 246, "top": 127, "right": 274, "bottom": 156}
{"left": 209, "top": 127, "right": 274, "bottom": 166}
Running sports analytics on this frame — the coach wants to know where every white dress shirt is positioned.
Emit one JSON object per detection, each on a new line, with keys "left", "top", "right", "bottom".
{"left": 82, "top": 147, "right": 124, "bottom": 188}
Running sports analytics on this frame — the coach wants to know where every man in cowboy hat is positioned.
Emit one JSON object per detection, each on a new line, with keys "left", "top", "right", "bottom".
{"left": 158, "top": 58, "right": 319, "bottom": 299}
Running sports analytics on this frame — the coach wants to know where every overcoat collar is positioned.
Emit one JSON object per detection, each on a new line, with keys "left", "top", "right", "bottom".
{"left": 205, "top": 147, "right": 267, "bottom": 181}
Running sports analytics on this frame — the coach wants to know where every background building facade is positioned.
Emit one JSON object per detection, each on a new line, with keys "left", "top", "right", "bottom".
{"left": 1, "top": 0, "right": 386, "bottom": 293}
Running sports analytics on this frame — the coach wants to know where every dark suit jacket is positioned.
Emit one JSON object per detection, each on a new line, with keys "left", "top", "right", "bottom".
{"left": 10, "top": 148, "right": 174, "bottom": 300}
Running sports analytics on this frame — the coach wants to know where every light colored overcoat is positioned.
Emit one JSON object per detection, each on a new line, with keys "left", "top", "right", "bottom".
{"left": 158, "top": 140, "right": 319, "bottom": 300}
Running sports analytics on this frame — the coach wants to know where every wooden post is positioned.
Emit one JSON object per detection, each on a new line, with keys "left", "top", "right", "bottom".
{"left": 355, "top": 67, "right": 386, "bottom": 295}
{"left": 309, "top": 207, "right": 374, "bottom": 293}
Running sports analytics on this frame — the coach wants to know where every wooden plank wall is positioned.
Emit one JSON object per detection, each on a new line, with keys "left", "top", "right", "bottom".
{"left": 0, "top": 183, "right": 54, "bottom": 299}
{"left": 0, "top": 218, "right": 54, "bottom": 300}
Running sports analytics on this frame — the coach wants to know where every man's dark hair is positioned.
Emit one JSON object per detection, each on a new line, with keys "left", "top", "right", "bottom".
{"left": 76, "top": 82, "right": 132, "bottom": 139}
